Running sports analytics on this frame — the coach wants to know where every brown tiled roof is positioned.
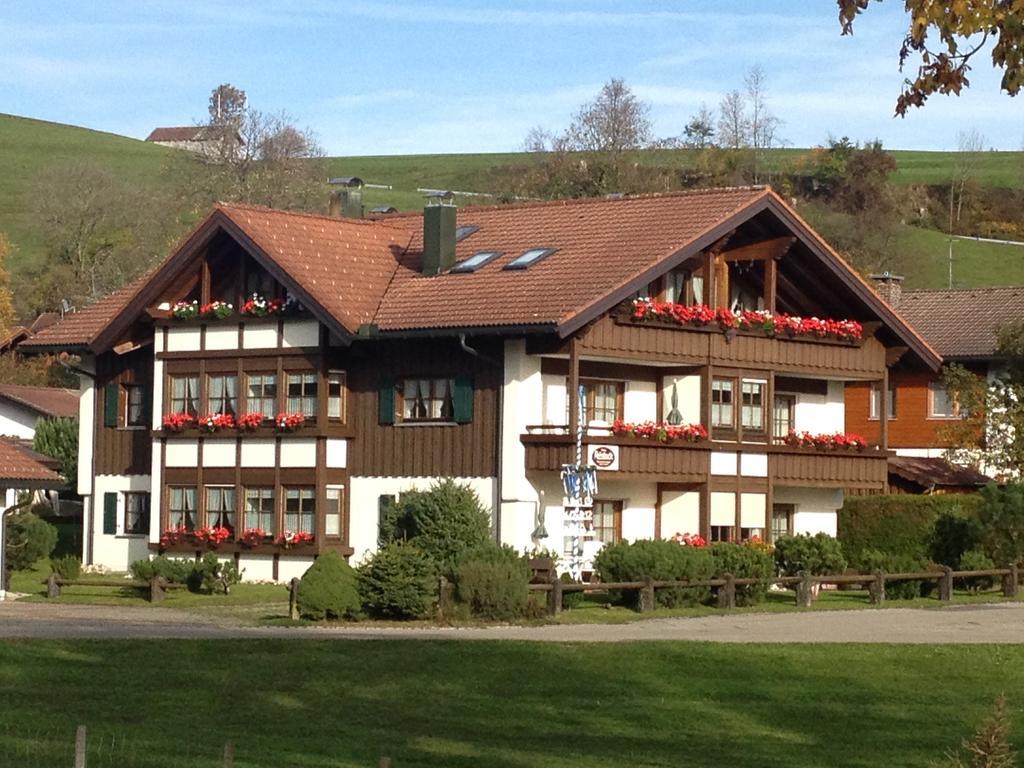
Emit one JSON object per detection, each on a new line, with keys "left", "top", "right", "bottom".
{"left": 24, "top": 274, "right": 153, "bottom": 350}
{"left": 374, "top": 188, "right": 769, "bottom": 330}
{"left": 218, "top": 204, "right": 413, "bottom": 334}
{"left": 0, "top": 385, "right": 78, "bottom": 419}
{"left": 146, "top": 126, "right": 205, "bottom": 142}
{"left": 0, "top": 437, "right": 63, "bottom": 485}
{"left": 899, "top": 287, "right": 1024, "bottom": 359}
{"left": 888, "top": 455, "right": 992, "bottom": 490}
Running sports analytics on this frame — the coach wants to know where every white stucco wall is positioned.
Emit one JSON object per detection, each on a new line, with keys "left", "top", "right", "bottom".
{"left": 793, "top": 381, "right": 845, "bottom": 434}
{"left": 774, "top": 486, "right": 844, "bottom": 537}
{"left": 499, "top": 339, "right": 544, "bottom": 548}
{"left": 78, "top": 357, "right": 96, "bottom": 496}
{"left": 0, "top": 403, "right": 40, "bottom": 439}
{"left": 91, "top": 474, "right": 154, "bottom": 570}
{"left": 661, "top": 374, "right": 701, "bottom": 424}
{"left": 622, "top": 380, "right": 656, "bottom": 423}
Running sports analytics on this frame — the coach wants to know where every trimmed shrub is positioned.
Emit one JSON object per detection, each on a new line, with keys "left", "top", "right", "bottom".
{"left": 357, "top": 543, "right": 437, "bottom": 620}
{"left": 188, "top": 552, "right": 242, "bottom": 595}
{"left": 774, "top": 533, "right": 847, "bottom": 576}
{"left": 708, "top": 543, "right": 774, "bottom": 606}
{"left": 50, "top": 554, "right": 81, "bottom": 581}
{"left": 4, "top": 512, "right": 57, "bottom": 572}
{"left": 455, "top": 545, "right": 529, "bottom": 621}
{"left": 978, "top": 483, "right": 1024, "bottom": 566}
{"left": 559, "top": 572, "right": 585, "bottom": 610}
{"left": 856, "top": 548, "right": 926, "bottom": 600}
{"left": 593, "top": 539, "right": 714, "bottom": 608}
{"left": 297, "top": 551, "right": 361, "bottom": 620}
{"left": 380, "top": 480, "right": 491, "bottom": 576}
{"left": 838, "top": 493, "right": 982, "bottom": 563}
{"left": 930, "top": 511, "right": 984, "bottom": 569}
{"left": 956, "top": 548, "right": 996, "bottom": 593}
{"left": 129, "top": 556, "right": 192, "bottom": 585}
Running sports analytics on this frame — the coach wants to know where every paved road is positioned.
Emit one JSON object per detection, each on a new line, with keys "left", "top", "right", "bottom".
{"left": 3, "top": 600, "right": 1024, "bottom": 642}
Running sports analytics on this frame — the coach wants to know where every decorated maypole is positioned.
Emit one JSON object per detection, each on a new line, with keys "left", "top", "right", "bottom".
{"left": 560, "top": 384, "right": 598, "bottom": 580}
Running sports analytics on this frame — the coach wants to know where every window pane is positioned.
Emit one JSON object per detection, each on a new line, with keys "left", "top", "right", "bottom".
{"left": 325, "top": 487, "right": 342, "bottom": 536}
{"left": 741, "top": 381, "right": 765, "bottom": 430}
{"left": 591, "top": 501, "right": 620, "bottom": 544}
{"left": 246, "top": 374, "right": 276, "bottom": 417}
{"left": 169, "top": 486, "right": 197, "bottom": 530}
{"left": 931, "top": 383, "right": 955, "bottom": 417}
{"left": 205, "top": 486, "right": 236, "bottom": 532}
{"left": 244, "top": 488, "right": 275, "bottom": 534}
{"left": 328, "top": 372, "right": 344, "bottom": 419}
{"left": 712, "top": 379, "right": 734, "bottom": 428}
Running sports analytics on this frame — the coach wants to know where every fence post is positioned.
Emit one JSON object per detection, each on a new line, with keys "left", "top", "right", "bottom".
{"left": 869, "top": 571, "right": 886, "bottom": 606}
{"left": 639, "top": 576, "right": 656, "bottom": 613}
{"left": 717, "top": 573, "right": 736, "bottom": 610}
{"left": 46, "top": 573, "right": 60, "bottom": 598}
{"left": 938, "top": 566, "right": 953, "bottom": 601}
{"left": 548, "top": 573, "right": 563, "bottom": 618}
{"left": 74, "top": 725, "right": 87, "bottom": 768}
{"left": 149, "top": 576, "right": 165, "bottom": 603}
{"left": 795, "top": 571, "right": 813, "bottom": 608}
{"left": 437, "top": 576, "right": 453, "bottom": 619}
{"left": 222, "top": 741, "right": 235, "bottom": 768}
{"left": 1003, "top": 565, "right": 1019, "bottom": 598}
{"left": 288, "top": 577, "right": 300, "bottom": 620}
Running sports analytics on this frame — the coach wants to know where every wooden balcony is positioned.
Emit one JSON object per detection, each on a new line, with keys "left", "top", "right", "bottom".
{"left": 521, "top": 429, "right": 888, "bottom": 489}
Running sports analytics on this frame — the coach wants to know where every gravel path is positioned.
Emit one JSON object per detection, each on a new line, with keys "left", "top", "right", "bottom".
{"left": 3, "top": 600, "right": 1024, "bottom": 642}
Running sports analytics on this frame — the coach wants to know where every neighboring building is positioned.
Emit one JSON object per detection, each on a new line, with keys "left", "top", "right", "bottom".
{"left": 145, "top": 126, "right": 240, "bottom": 157}
{"left": 23, "top": 188, "right": 939, "bottom": 579}
{"left": 847, "top": 281, "right": 1022, "bottom": 477}
{"left": 0, "top": 384, "right": 78, "bottom": 439}
{"left": 0, "top": 313, "right": 62, "bottom": 354}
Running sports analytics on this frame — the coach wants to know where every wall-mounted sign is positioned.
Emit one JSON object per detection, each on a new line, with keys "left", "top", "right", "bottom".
{"left": 587, "top": 444, "right": 619, "bottom": 471}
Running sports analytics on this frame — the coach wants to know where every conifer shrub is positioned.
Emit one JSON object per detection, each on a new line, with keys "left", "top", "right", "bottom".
{"left": 593, "top": 539, "right": 714, "bottom": 608}
{"left": 357, "top": 542, "right": 437, "bottom": 620}
{"left": 774, "top": 533, "right": 847, "bottom": 576}
{"left": 49, "top": 554, "right": 81, "bottom": 581}
{"left": 297, "top": 551, "right": 360, "bottom": 620}
{"left": 454, "top": 544, "right": 529, "bottom": 621}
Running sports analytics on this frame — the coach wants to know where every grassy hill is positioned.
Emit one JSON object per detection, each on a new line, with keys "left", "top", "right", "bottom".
{"left": 2, "top": 112, "right": 1023, "bottom": 295}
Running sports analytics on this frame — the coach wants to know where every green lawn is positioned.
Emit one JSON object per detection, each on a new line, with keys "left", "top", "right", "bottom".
{"left": 0, "top": 639, "right": 1018, "bottom": 767}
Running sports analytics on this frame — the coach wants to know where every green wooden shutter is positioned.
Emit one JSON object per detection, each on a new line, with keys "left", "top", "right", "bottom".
{"left": 102, "top": 492, "right": 117, "bottom": 535}
{"left": 378, "top": 381, "right": 395, "bottom": 425}
{"left": 453, "top": 376, "right": 474, "bottom": 424}
{"left": 103, "top": 383, "right": 119, "bottom": 428}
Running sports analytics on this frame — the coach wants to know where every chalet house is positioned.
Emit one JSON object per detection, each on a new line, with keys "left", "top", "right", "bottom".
{"left": 23, "top": 188, "right": 940, "bottom": 580}
{"left": 145, "top": 126, "right": 241, "bottom": 157}
{"left": 0, "top": 384, "right": 78, "bottom": 440}
{"left": 846, "top": 279, "right": 1019, "bottom": 488}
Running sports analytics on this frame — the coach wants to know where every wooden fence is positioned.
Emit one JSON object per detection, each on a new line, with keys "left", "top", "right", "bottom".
{"left": 43, "top": 575, "right": 184, "bottom": 603}
{"left": 530, "top": 565, "right": 1021, "bottom": 617}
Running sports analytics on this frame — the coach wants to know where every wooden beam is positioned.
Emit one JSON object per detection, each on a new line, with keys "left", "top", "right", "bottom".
{"left": 568, "top": 336, "right": 580, "bottom": 441}
{"left": 764, "top": 257, "right": 778, "bottom": 313}
{"left": 885, "top": 345, "right": 909, "bottom": 367}
{"left": 721, "top": 237, "right": 796, "bottom": 263}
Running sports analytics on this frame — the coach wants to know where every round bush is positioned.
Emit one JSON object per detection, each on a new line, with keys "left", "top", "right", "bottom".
{"left": 593, "top": 539, "right": 714, "bottom": 608}
{"left": 856, "top": 548, "right": 926, "bottom": 600}
{"left": 774, "top": 533, "right": 847, "bottom": 576}
{"left": 4, "top": 512, "right": 57, "bottom": 572}
{"left": 129, "top": 555, "right": 193, "bottom": 585}
{"left": 956, "top": 548, "right": 996, "bottom": 593}
{"left": 455, "top": 545, "right": 529, "bottom": 621}
{"left": 50, "top": 554, "right": 81, "bottom": 581}
{"left": 559, "top": 572, "right": 585, "bottom": 610}
{"left": 929, "top": 512, "right": 983, "bottom": 569}
{"left": 709, "top": 542, "right": 774, "bottom": 606}
{"left": 297, "top": 551, "right": 361, "bottom": 620}
{"left": 357, "top": 543, "right": 437, "bottom": 620}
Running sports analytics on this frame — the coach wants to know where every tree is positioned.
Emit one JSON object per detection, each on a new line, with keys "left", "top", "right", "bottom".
{"left": 564, "top": 78, "right": 653, "bottom": 155}
{"left": 682, "top": 104, "right": 716, "bottom": 149}
{"left": 744, "top": 66, "right": 783, "bottom": 183}
{"left": 838, "top": 0, "right": 1024, "bottom": 114}
{"left": 717, "top": 89, "right": 749, "bottom": 151}
{"left": 977, "top": 484, "right": 1024, "bottom": 568}
{"left": 33, "top": 417, "right": 78, "bottom": 486}
{"left": 952, "top": 128, "right": 986, "bottom": 228}
{"left": 4, "top": 512, "right": 57, "bottom": 585}
{"left": 208, "top": 83, "right": 246, "bottom": 128}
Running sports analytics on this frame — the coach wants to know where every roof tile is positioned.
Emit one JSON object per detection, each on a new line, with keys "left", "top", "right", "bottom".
{"left": 899, "top": 287, "right": 1024, "bottom": 358}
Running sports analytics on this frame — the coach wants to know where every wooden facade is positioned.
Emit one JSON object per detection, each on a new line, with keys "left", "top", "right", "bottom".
{"left": 95, "top": 347, "right": 153, "bottom": 476}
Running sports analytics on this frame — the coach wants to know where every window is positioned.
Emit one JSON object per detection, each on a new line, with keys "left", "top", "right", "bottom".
{"left": 710, "top": 525, "right": 733, "bottom": 542}
{"left": 663, "top": 267, "right": 704, "bottom": 306}
{"left": 711, "top": 378, "right": 735, "bottom": 428}
{"left": 244, "top": 487, "right": 275, "bottom": 534}
{"left": 771, "top": 504, "right": 794, "bottom": 542}
{"left": 869, "top": 381, "right": 897, "bottom": 420}
{"left": 208, "top": 374, "right": 238, "bottom": 416}
{"left": 124, "top": 492, "right": 150, "bottom": 535}
{"left": 205, "top": 486, "right": 236, "bottom": 533}
{"left": 740, "top": 526, "right": 764, "bottom": 542}
{"left": 741, "top": 380, "right": 766, "bottom": 432}
{"left": 590, "top": 500, "right": 622, "bottom": 544}
{"left": 169, "top": 375, "right": 199, "bottom": 416}
{"left": 401, "top": 378, "right": 454, "bottom": 421}
{"left": 451, "top": 251, "right": 501, "bottom": 273}
{"left": 168, "top": 486, "right": 197, "bottom": 531}
{"left": 286, "top": 373, "right": 318, "bottom": 418}
{"left": 327, "top": 371, "right": 346, "bottom": 420}
{"left": 124, "top": 384, "right": 146, "bottom": 427}
{"left": 504, "top": 247, "right": 556, "bottom": 270}
{"left": 325, "top": 486, "right": 343, "bottom": 537}
{"left": 929, "top": 381, "right": 957, "bottom": 418}
{"left": 567, "top": 379, "right": 624, "bottom": 425}
{"left": 773, "top": 394, "right": 796, "bottom": 439}
{"left": 246, "top": 373, "right": 277, "bottom": 418}
{"left": 455, "top": 224, "right": 479, "bottom": 241}
{"left": 284, "top": 487, "right": 315, "bottom": 535}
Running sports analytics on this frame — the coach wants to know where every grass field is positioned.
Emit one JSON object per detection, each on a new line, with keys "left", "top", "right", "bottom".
{"left": 0, "top": 639, "right": 1019, "bottom": 767}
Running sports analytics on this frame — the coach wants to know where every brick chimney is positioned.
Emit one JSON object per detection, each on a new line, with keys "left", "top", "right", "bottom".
{"left": 870, "top": 271, "right": 904, "bottom": 309}
{"left": 422, "top": 196, "right": 456, "bottom": 275}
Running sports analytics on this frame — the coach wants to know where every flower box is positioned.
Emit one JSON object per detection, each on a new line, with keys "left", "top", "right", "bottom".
{"left": 611, "top": 419, "right": 708, "bottom": 443}
{"left": 198, "top": 413, "right": 236, "bottom": 433}
{"left": 159, "top": 525, "right": 189, "bottom": 548}
{"left": 782, "top": 430, "right": 868, "bottom": 451}
{"left": 240, "top": 293, "right": 293, "bottom": 318}
{"left": 276, "top": 530, "right": 314, "bottom": 548}
{"left": 170, "top": 301, "right": 199, "bottom": 320}
{"left": 275, "top": 412, "right": 306, "bottom": 432}
{"left": 162, "top": 412, "right": 196, "bottom": 432}
{"left": 240, "top": 527, "right": 269, "bottom": 547}
{"left": 199, "top": 301, "right": 233, "bottom": 320}
{"left": 237, "top": 412, "right": 265, "bottom": 431}
{"left": 193, "top": 525, "right": 233, "bottom": 547}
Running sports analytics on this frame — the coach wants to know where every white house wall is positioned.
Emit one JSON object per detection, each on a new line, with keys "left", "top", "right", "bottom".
{"left": 77, "top": 356, "right": 96, "bottom": 496}
{"left": 499, "top": 340, "right": 543, "bottom": 549}
{"left": 92, "top": 474, "right": 153, "bottom": 569}
{"left": 792, "top": 381, "right": 845, "bottom": 434}
{"left": 774, "top": 486, "right": 843, "bottom": 537}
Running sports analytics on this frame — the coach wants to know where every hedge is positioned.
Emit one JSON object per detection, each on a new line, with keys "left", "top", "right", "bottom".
{"left": 838, "top": 493, "right": 982, "bottom": 564}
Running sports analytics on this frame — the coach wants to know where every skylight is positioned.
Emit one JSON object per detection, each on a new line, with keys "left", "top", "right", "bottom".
{"left": 504, "top": 248, "right": 556, "bottom": 271}
{"left": 451, "top": 251, "right": 502, "bottom": 273}
{"left": 455, "top": 224, "right": 480, "bottom": 242}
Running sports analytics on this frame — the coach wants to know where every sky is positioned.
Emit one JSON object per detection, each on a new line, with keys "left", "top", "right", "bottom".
{"left": 2, "top": 1, "right": 1022, "bottom": 156}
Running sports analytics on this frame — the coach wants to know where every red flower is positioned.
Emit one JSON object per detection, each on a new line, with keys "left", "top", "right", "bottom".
{"left": 162, "top": 412, "right": 195, "bottom": 431}
{"left": 237, "top": 412, "right": 264, "bottom": 430}
{"left": 160, "top": 525, "right": 188, "bottom": 548}
{"left": 198, "top": 413, "right": 236, "bottom": 432}
{"left": 275, "top": 412, "right": 306, "bottom": 431}
{"left": 240, "top": 528, "right": 267, "bottom": 547}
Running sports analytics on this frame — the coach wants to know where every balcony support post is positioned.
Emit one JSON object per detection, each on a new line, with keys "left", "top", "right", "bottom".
{"left": 568, "top": 336, "right": 580, "bottom": 440}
